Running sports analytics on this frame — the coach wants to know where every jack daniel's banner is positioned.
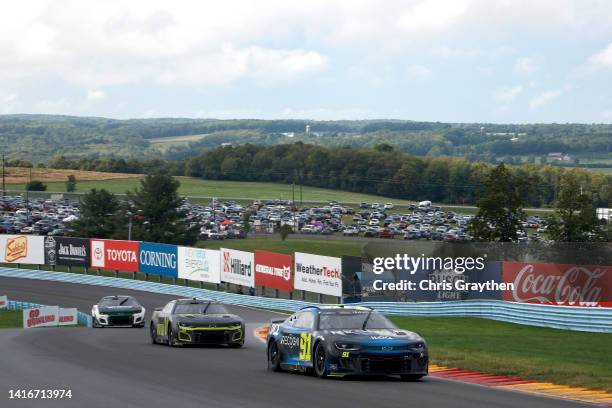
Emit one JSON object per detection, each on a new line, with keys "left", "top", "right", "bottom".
{"left": 44, "top": 237, "right": 90, "bottom": 267}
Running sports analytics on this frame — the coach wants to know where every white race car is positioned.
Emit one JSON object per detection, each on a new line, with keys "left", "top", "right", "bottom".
{"left": 92, "top": 295, "right": 145, "bottom": 328}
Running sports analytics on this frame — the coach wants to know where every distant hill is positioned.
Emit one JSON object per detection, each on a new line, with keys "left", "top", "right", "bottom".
{"left": 1, "top": 114, "right": 611, "bottom": 170}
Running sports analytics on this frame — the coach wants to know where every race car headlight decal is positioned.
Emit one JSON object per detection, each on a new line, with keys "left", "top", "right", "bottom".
{"left": 335, "top": 342, "right": 361, "bottom": 351}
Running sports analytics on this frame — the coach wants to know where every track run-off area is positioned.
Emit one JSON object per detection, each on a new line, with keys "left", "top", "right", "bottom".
{"left": 0, "top": 277, "right": 600, "bottom": 408}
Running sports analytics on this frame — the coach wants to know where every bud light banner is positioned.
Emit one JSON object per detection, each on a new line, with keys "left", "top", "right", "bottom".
{"left": 220, "top": 248, "right": 254, "bottom": 288}
{"left": 502, "top": 262, "right": 612, "bottom": 307}
{"left": 139, "top": 242, "right": 178, "bottom": 277}
{"left": 255, "top": 250, "right": 293, "bottom": 292}
{"left": 44, "top": 237, "right": 90, "bottom": 266}
{"left": 90, "top": 239, "right": 139, "bottom": 272}
{"left": 177, "top": 247, "right": 221, "bottom": 284}
{"left": 294, "top": 252, "right": 342, "bottom": 297}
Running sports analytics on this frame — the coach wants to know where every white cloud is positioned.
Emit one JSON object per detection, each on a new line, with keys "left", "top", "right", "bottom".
{"left": 514, "top": 57, "right": 539, "bottom": 75}
{"left": 588, "top": 43, "right": 612, "bottom": 69}
{"left": 87, "top": 90, "right": 105, "bottom": 100}
{"left": 529, "top": 89, "right": 563, "bottom": 110}
{"left": 494, "top": 85, "right": 523, "bottom": 102}
{"left": 406, "top": 64, "right": 432, "bottom": 79}
{"left": 0, "top": 92, "right": 20, "bottom": 113}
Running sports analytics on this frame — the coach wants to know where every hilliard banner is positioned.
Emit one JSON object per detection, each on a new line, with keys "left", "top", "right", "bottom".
{"left": 502, "top": 262, "right": 612, "bottom": 307}
{"left": 220, "top": 248, "right": 254, "bottom": 288}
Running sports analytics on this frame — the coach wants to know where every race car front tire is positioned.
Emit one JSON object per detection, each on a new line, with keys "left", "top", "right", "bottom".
{"left": 314, "top": 342, "right": 328, "bottom": 378}
{"left": 400, "top": 374, "right": 423, "bottom": 381}
{"left": 267, "top": 341, "right": 281, "bottom": 372}
{"left": 167, "top": 326, "right": 176, "bottom": 347}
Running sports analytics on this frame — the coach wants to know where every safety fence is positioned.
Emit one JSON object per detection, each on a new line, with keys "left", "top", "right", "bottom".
{"left": 5, "top": 299, "right": 92, "bottom": 327}
{"left": 1, "top": 267, "right": 611, "bottom": 332}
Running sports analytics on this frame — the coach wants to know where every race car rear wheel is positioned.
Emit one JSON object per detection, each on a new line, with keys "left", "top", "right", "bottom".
{"left": 400, "top": 374, "right": 423, "bottom": 381}
{"left": 314, "top": 342, "right": 328, "bottom": 378}
{"left": 267, "top": 341, "right": 281, "bottom": 372}
{"left": 150, "top": 323, "right": 157, "bottom": 344}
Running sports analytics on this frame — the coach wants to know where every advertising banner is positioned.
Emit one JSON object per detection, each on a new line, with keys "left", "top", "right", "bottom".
{"left": 220, "top": 248, "right": 254, "bottom": 288}
{"left": 254, "top": 250, "right": 293, "bottom": 292}
{"left": 90, "top": 239, "right": 139, "bottom": 272}
{"left": 294, "top": 252, "right": 342, "bottom": 297}
{"left": 177, "top": 247, "right": 221, "bottom": 284}
{"left": 0, "top": 234, "right": 45, "bottom": 264}
{"left": 23, "top": 306, "right": 59, "bottom": 328}
{"left": 0, "top": 295, "right": 6, "bottom": 309}
{"left": 502, "top": 262, "right": 612, "bottom": 307}
{"left": 139, "top": 242, "right": 178, "bottom": 277}
{"left": 58, "top": 308, "right": 78, "bottom": 326}
{"left": 44, "top": 236, "right": 90, "bottom": 267}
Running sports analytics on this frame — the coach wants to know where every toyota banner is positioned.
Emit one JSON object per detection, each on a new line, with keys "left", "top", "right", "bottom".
{"left": 90, "top": 239, "right": 140, "bottom": 272}
{"left": 255, "top": 250, "right": 293, "bottom": 292}
{"left": 220, "top": 248, "right": 254, "bottom": 288}
{"left": 294, "top": 252, "right": 342, "bottom": 297}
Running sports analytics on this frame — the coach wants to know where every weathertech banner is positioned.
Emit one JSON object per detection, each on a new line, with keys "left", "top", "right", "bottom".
{"left": 177, "top": 247, "right": 221, "bottom": 284}
{"left": 0, "top": 234, "right": 45, "bottom": 264}
{"left": 255, "top": 250, "right": 293, "bottom": 292}
{"left": 0, "top": 295, "right": 6, "bottom": 309}
{"left": 23, "top": 306, "right": 59, "bottom": 328}
{"left": 90, "top": 239, "right": 139, "bottom": 272}
{"left": 294, "top": 252, "right": 342, "bottom": 297}
{"left": 502, "top": 262, "right": 612, "bottom": 307}
{"left": 220, "top": 248, "right": 254, "bottom": 288}
{"left": 44, "top": 237, "right": 90, "bottom": 266}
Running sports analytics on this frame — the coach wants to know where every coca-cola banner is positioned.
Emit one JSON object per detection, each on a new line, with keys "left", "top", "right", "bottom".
{"left": 90, "top": 239, "right": 139, "bottom": 272}
{"left": 502, "top": 262, "right": 612, "bottom": 307}
{"left": 254, "top": 250, "right": 293, "bottom": 292}
{"left": 44, "top": 237, "right": 90, "bottom": 266}
{"left": 220, "top": 248, "right": 254, "bottom": 288}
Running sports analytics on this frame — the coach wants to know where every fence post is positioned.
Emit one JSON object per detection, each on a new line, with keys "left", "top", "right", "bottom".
{"left": 275, "top": 289, "right": 279, "bottom": 299}
{"left": 199, "top": 282, "right": 203, "bottom": 289}
{"left": 67, "top": 265, "right": 71, "bottom": 273}
{"left": 318, "top": 293, "right": 323, "bottom": 304}
{"left": 301, "top": 291, "right": 306, "bottom": 301}
{"left": 289, "top": 292, "right": 293, "bottom": 300}
{"left": 97, "top": 268, "right": 101, "bottom": 276}
{"left": 216, "top": 283, "right": 220, "bottom": 291}
{"left": 115, "top": 270, "right": 119, "bottom": 278}
{"left": 158, "top": 275, "right": 162, "bottom": 282}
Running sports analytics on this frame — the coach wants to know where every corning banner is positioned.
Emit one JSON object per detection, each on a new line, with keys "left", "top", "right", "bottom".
{"left": 0, "top": 295, "right": 6, "bottom": 309}
{"left": 58, "top": 308, "right": 78, "bottom": 326}
{"left": 44, "top": 237, "right": 90, "bottom": 267}
{"left": 177, "top": 247, "right": 221, "bottom": 284}
{"left": 255, "top": 250, "right": 293, "bottom": 292}
{"left": 294, "top": 252, "right": 342, "bottom": 297}
{"left": 502, "top": 262, "right": 612, "bottom": 307}
{"left": 0, "top": 235, "right": 45, "bottom": 264}
{"left": 90, "top": 239, "right": 139, "bottom": 272}
{"left": 139, "top": 242, "right": 178, "bottom": 277}
{"left": 220, "top": 248, "right": 254, "bottom": 288}
{"left": 23, "top": 306, "right": 59, "bottom": 328}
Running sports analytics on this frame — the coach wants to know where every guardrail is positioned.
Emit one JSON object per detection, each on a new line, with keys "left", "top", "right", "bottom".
{"left": 1, "top": 267, "right": 610, "bottom": 332}
{"left": 6, "top": 299, "right": 92, "bottom": 327}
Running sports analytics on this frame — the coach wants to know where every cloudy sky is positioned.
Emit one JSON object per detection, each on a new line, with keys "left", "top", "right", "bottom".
{"left": 1, "top": 0, "right": 612, "bottom": 123}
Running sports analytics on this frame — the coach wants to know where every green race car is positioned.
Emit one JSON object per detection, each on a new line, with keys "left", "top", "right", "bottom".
{"left": 150, "top": 298, "right": 245, "bottom": 348}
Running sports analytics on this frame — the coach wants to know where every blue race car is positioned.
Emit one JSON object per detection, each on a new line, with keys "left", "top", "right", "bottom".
{"left": 266, "top": 305, "right": 428, "bottom": 380}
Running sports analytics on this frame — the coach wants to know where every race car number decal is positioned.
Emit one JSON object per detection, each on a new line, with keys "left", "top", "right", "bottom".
{"left": 298, "top": 333, "right": 312, "bottom": 361}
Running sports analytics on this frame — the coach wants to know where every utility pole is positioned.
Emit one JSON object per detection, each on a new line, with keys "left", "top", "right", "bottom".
{"left": 2, "top": 153, "right": 5, "bottom": 197}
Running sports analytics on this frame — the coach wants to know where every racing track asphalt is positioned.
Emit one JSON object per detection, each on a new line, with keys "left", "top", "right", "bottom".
{"left": 0, "top": 276, "right": 595, "bottom": 408}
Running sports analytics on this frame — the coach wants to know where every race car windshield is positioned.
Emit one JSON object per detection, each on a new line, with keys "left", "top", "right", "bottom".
{"left": 318, "top": 311, "right": 397, "bottom": 330}
{"left": 174, "top": 303, "right": 229, "bottom": 315}
{"left": 99, "top": 297, "right": 139, "bottom": 307}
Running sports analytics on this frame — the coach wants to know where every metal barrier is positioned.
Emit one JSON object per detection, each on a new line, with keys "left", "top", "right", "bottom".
{"left": 6, "top": 299, "right": 92, "bottom": 327}
{"left": 1, "top": 267, "right": 610, "bottom": 332}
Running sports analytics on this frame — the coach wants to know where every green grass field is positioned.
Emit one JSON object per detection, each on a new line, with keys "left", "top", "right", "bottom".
{"left": 198, "top": 235, "right": 364, "bottom": 257}
{"left": 0, "top": 310, "right": 22, "bottom": 328}
{"left": 390, "top": 316, "right": 612, "bottom": 392}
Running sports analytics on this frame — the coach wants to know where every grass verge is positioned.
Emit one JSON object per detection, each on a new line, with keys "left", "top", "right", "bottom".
{"left": 390, "top": 316, "right": 612, "bottom": 392}
{"left": 0, "top": 309, "right": 23, "bottom": 328}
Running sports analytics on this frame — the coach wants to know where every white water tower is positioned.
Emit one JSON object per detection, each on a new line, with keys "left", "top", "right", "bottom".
{"left": 305, "top": 124, "right": 310, "bottom": 135}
